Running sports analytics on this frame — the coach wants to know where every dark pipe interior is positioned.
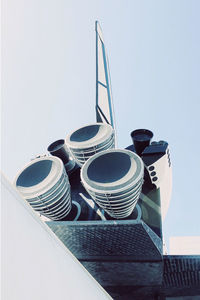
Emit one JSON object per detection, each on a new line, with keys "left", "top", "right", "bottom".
{"left": 87, "top": 152, "right": 131, "bottom": 183}
{"left": 48, "top": 139, "right": 69, "bottom": 164}
{"left": 48, "top": 139, "right": 64, "bottom": 152}
{"left": 70, "top": 125, "right": 100, "bottom": 142}
{"left": 130, "top": 129, "right": 153, "bottom": 156}
{"left": 16, "top": 160, "right": 52, "bottom": 187}
{"left": 131, "top": 129, "right": 153, "bottom": 141}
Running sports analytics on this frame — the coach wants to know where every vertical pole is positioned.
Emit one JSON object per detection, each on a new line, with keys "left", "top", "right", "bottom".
{"left": 95, "top": 21, "right": 99, "bottom": 119}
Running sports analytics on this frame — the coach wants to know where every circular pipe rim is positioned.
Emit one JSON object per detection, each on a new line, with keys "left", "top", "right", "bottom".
{"left": 81, "top": 149, "right": 144, "bottom": 194}
{"left": 14, "top": 156, "right": 65, "bottom": 198}
{"left": 130, "top": 129, "right": 153, "bottom": 140}
{"left": 65, "top": 123, "right": 114, "bottom": 150}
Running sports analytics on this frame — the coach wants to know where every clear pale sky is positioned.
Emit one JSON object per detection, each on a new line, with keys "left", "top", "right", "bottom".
{"left": 2, "top": 0, "right": 200, "bottom": 252}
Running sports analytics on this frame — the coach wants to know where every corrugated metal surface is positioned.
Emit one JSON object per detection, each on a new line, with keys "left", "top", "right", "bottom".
{"left": 81, "top": 261, "right": 163, "bottom": 286}
{"left": 163, "top": 255, "right": 200, "bottom": 287}
{"left": 47, "top": 221, "right": 200, "bottom": 298}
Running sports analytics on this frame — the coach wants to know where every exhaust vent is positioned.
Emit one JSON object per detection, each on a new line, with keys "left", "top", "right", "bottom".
{"left": 14, "top": 156, "right": 71, "bottom": 221}
{"left": 81, "top": 149, "right": 144, "bottom": 219}
{"left": 131, "top": 129, "right": 153, "bottom": 156}
{"left": 65, "top": 123, "right": 115, "bottom": 166}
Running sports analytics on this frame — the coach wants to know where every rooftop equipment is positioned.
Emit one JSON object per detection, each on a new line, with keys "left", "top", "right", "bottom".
{"left": 65, "top": 123, "right": 115, "bottom": 166}
{"left": 81, "top": 149, "right": 144, "bottom": 219}
{"left": 14, "top": 156, "right": 71, "bottom": 221}
{"left": 9, "top": 21, "right": 199, "bottom": 300}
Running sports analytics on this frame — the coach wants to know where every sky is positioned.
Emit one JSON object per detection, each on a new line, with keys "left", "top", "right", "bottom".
{"left": 2, "top": 0, "right": 200, "bottom": 253}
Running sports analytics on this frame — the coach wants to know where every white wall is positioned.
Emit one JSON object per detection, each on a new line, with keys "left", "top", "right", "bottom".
{"left": 1, "top": 174, "right": 112, "bottom": 300}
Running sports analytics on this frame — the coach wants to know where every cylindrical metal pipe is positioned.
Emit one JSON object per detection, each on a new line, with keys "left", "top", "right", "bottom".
{"left": 14, "top": 156, "right": 71, "bottom": 221}
{"left": 48, "top": 139, "right": 70, "bottom": 165}
{"left": 130, "top": 129, "right": 153, "bottom": 156}
{"left": 65, "top": 123, "right": 115, "bottom": 166}
{"left": 81, "top": 149, "right": 144, "bottom": 219}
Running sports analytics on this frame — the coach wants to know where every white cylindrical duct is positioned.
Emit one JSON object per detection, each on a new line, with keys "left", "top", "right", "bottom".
{"left": 81, "top": 149, "right": 144, "bottom": 219}
{"left": 65, "top": 123, "right": 115, "bottom": 166}
{"left": 14, "top": 157, "right": 71, "bottom": 221}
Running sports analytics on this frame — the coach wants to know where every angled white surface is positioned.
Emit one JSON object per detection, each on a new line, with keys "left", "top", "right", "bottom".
{"left": 1, "top": 173, "right": 112, "bottom": 300}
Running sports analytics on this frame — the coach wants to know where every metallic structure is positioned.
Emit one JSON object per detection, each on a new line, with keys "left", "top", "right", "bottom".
{"left": 47, "top": 22, "right": 200, "bottom": 299}
{"left": 8, "top": 21, "right": 200, "bottom": 299}
{"left": 95, "top": 21, "right": 115, "bottom": 130}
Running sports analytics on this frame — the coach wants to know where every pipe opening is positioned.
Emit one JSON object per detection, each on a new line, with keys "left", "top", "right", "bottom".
{"left": 16, "top": 160, "right": 52, "bottom": 187}
{"left": 70, "top": 125, "right": 100, "bottom": 142}
{"left": 48, "top": 139, "right": 65, "bottom": 152}
{"left": 87, "top": 152, "right": 131, "bottom": 183}
{"left": 131, "top": 129, "right": 153, "bottom": 156}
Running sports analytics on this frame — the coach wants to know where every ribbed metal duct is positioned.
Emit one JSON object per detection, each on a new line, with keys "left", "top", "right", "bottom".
{"left": 81, "top": 149, "right": 144, "bottom": 219}
{"left": 14, "top": 157, "right": 71, "bottom": 220}
{"left": 65, "top": 123, "right": 115, "bottom": 166}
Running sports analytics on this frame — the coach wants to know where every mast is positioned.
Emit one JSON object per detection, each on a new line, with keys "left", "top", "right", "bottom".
{"left": 95, "top": 21, "right": 116, "bottom": 134}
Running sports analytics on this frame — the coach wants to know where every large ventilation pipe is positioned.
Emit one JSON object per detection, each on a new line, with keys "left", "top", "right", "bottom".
{"left": 65, "top": 123, "right": 115, "bottom": 166}
{"left": 131, "top": 129, "right": 153, "bottom": 156}
{"left": 81, "top": 149, "right": 144, "bottom": 219}
{"left": 14, "top": 157, "right": 71, "bottom": 221}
